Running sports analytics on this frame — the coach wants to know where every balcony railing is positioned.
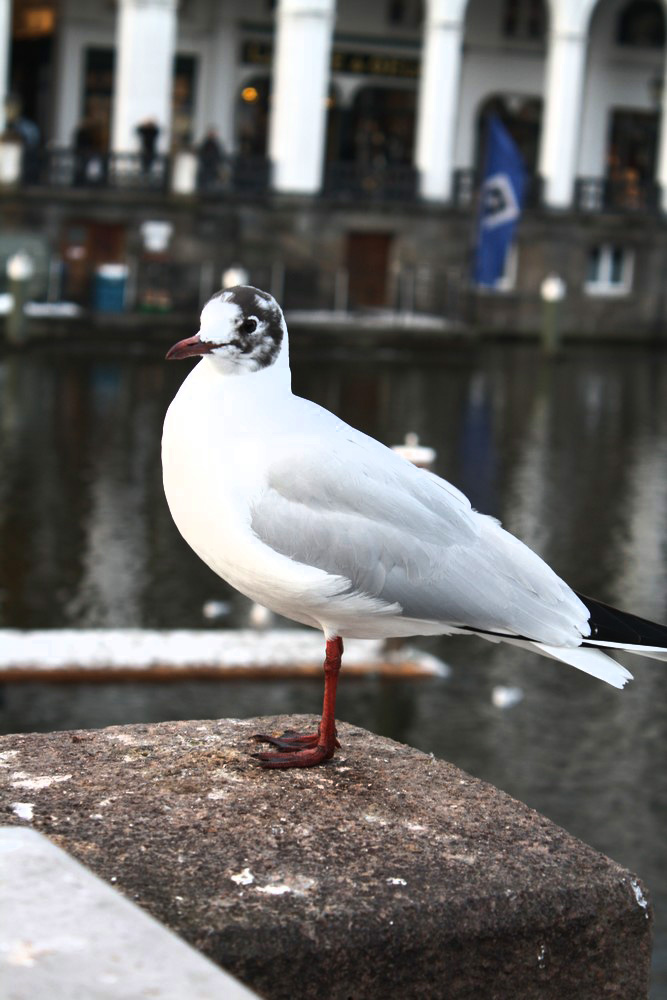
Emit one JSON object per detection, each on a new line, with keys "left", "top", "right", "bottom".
{"left": 323, "top": 161, "right": 418, "bottom": 202}
{"left": 36, "top": 149, "right": 171, "bottom": 191}
{"left": 452, "top": 168, "right": 544, "bottom": 210}
{"left": 20, "top": 148, "right": 271, "bottom": 197}
{"left": 6, "top": 146, "right": 663, "bottom": 215}
{"left": 575, "top": 176, "right": 660, "bottom": 213}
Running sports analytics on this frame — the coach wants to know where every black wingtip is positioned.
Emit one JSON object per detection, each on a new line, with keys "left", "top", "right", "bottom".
{"left": 576, "top": 592, "right": 667, "bottom": 648}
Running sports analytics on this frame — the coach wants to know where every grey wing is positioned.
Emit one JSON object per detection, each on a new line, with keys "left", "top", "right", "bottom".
{"left": 249, "top": 432, "right": 589, "bottom": 645}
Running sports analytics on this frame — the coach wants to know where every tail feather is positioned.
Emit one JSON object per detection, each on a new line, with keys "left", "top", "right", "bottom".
{"left": 498, "top": 636, "right": 633, "bottom": 689}
{"left": 576, "top": 592, "right": 667, "bottom": 648}
{"left": 471, "top": 593, "right": 667, "bottom": 689}
{"left": 607, "top": 647, "right": 667, "bottom": 663}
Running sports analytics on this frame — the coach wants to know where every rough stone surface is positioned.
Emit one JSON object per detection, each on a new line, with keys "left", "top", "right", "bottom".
{"left": 0, "top": 717, "right": 653, "bottom": 1000}
{"left": 0, "top": 827, "right": 259, "bottom": 999}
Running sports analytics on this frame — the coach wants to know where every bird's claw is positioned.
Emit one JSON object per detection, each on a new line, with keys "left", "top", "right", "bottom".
{"left": 250, "top": 728, "right": 340, "bottom": 768}
{"left": 251, "top": 728, "right": 340, "bottom": 753}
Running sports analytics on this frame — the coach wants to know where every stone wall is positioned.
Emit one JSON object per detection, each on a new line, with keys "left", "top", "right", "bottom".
{"left": 1, "top": 187, "right": 667, "bottom": 339}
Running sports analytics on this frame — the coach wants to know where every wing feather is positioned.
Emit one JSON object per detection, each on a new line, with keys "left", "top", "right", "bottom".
{"left": 250, "top": 429, "right": 589, "bottom": 645}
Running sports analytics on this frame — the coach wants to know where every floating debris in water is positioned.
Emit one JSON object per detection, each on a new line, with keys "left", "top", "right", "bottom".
{"left": 248, "top": 603, "right": 274, "bottom": 629}
{"left": 202, "top": 600, "right": 231, "bottom": 620}
{"left": 491, "top": 686, "right": 524, "bottom": 709}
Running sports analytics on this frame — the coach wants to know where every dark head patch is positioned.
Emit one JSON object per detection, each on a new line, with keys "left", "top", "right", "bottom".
{"left": 201, "top": 285, "right": 285, "bottom": 372}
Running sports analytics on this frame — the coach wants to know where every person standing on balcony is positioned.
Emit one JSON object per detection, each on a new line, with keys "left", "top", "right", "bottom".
{"left": 5, "top": 97, "right": 41, "bottom": 185}
{"left": 197, "top": 128, "right": 226, "bottom": 191}
{"left": 136, "top": 118, "right": 160, "bottom": 174}
{"left": 73, "top": 117, "right": 104, "bottom": 186}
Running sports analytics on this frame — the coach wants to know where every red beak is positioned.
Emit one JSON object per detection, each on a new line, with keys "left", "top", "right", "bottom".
{"left": 165, "top": 333, "right": 214, "bottom": 361}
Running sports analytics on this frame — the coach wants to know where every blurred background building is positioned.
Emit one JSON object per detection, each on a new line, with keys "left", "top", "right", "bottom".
{"left": 1, "top": 0, "right": 667, "bottom": 335}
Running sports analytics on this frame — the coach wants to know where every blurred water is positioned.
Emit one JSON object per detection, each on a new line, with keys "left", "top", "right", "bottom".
{"left": 1, "top": 341, "right": 666, "bottom": 995}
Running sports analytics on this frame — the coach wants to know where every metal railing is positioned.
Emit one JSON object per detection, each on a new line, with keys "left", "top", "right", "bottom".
{"left": 35, "top": 149, "right": 170, "bottom": 191}
{"left": 323, "top": 161, "right": 418, "bottom": 202}
{"left": 10, "top": 147, "right": 663, "bottom": 215}
{"left": 23, "top": 148, "right": 271, "bottom": 197}
{"left": 452, "top": 168, "right": 543, "bottom": 210}
{"left": 575, "top": 176, "right": 660, "bottom": 213}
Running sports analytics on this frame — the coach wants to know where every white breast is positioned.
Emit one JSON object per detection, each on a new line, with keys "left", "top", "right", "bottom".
{"left": 161, "top": 361, "right": 348, "bottom": 630}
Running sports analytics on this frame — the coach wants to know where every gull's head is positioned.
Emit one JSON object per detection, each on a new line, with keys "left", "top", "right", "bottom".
{"left": 166, "top": 285, "right": 286, "bottom": 375}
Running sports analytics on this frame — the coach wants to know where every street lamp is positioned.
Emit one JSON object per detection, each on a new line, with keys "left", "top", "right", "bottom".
{"left": 6, "top": 250, "right": 35, "bottom": 346}
{"left": 6, "top": 250, "right": 35, "bottom": 283}
{"left": 540, "top": 273, "right": 566, "bottom": 357}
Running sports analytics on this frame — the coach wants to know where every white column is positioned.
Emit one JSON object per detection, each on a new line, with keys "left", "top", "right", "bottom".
{"left": 202, "top": 11, "right": 237, "bottom": 151}
{"left": 415, "top": 0, "right": 465, "bottom": 202}
{"left": 0, "top": 0, "right": 11, "bottom": 135}
{"left": 111, "top": 0, "right": 177, "bottom": 153}
{"left": 538, "top": 28, "right": 588, "bottom": 208}
{"left": 268, "top": 0, "right": 335, "bottom": 194}
{"left": 655, "top": 47, "right": 667, "bottom": 210}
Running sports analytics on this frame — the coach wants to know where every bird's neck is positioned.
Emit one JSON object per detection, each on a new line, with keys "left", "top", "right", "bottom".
{"left": 198, "top": 352, "right": 292, "bottom": 397}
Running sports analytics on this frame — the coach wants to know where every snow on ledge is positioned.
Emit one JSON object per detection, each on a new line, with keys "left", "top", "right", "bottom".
{"left": 0, "top": 629, "right": 449, "bottom": 679}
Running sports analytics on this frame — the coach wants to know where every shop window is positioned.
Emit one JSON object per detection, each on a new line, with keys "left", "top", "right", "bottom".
{"left": 585, "top": 245, "right": 634, "bottom": 295}
{"left": 616, "top": 1, "right": 665, "bottom": 47}
{"left": 501, "top": 0, "right": 546, "bottom": 41}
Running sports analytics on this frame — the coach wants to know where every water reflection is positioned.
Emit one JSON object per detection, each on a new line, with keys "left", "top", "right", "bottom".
{"left": 1, "top": 343, "right": 667, "bottom": 995}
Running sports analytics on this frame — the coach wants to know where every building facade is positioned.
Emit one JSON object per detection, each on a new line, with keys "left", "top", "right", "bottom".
{"left": 2, "top": 0, "right": 667, "bottom": 337}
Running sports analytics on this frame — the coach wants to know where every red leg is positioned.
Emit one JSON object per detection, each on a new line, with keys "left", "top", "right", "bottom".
{"left": 252, "top": 637, "right": 343, "bottom": 768}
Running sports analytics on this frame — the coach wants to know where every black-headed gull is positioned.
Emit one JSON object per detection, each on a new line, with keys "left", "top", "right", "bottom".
{"left": 163, "top": 286, "right": 667, "bottom": 768}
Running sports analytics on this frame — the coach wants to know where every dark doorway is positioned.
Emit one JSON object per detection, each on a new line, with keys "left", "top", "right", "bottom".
{"left": 9, "top": 36, "right": 53, "bottom": 137}
{"left": 61, "top": 221, "right": 127, "bottom": 304}
{"left": 606, "top": 107, "right": 659, "bottom": 208}
{"left": 236, "top": 77, "right": 271, "bottom": 156}
{"left": 346, "top": 232, "right": 393, "bottom": 308}
{"left": 172, "top": 55, "right": 198, "bottom": 148}
{"left": 334, "top": 86, "right": 416, "bottom": 166}
{"left": 82, "top": 48, "right": 115, "bottom": 151}
{"left": 9, "top": 1, "right": 56, "bottom": 140}
{"left": 608, "top": 108, "right": 659, "bottom": 181}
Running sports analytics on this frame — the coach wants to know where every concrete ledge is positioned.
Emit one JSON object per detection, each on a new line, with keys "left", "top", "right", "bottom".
{"left": 0, "top": 827, "right": 259, "bottom": 999}
{"left": 0, "top": 717, "right": 653, "bottom": 999}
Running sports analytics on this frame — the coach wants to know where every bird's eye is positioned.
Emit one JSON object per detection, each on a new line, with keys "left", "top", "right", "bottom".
{"left": 241, "top": 317, "right": 258, "bottom": 334}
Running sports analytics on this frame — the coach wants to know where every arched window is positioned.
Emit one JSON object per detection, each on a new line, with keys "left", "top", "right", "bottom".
{"left": 616, "top": 0, "right": 665, "bottom": 47}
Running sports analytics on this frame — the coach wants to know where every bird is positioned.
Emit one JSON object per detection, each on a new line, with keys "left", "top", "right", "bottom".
{"left": 163, "top": 285, "right": 667, "bottom": 769}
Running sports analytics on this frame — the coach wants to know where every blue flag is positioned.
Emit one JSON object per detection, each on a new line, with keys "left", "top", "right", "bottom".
{"left": 473, "top": 115, "right": 525, "bottom": 287}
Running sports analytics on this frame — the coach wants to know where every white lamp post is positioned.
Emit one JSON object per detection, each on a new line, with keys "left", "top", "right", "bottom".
{"left": 540, "top": 273, "right": 566, "bottom": 357}
{"left": 6, "top": 250, "right": 35, "bottom": 346}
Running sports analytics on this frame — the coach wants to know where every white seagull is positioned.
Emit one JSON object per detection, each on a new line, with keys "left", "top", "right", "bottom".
{"left": 163, "top": 286, "right": 667, "bottom": 768}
